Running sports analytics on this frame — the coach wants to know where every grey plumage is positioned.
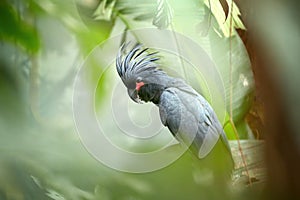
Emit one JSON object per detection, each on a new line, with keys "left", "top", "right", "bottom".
{"left": 116, "top": 43, "right": 233, "bottom": 168}
{"left": 116, "top": 43, "right": 167, "bottom": 87}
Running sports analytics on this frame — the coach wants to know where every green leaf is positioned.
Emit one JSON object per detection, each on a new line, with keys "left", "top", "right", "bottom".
{"left": 0, "top": 1, "right": 40, "bottom": 53}
{"left": 34, "top": 0, "right": 86, "bottom": 32}
{"left": 224, "top": 117, "right": 255, "bottom": 140}
{"left": 133, "top": 13, "right": 154, "bottom": 21}
{"left": 204, "top": 0, "right": 246, "bottom": 37}
{"left": 93, "top": 0, "right": 116, "bottom": 21}
{"left": 219, "top": 0, "right": 229, "bottom": 21}
{"left": 209, "top": 33, "right": 254, "bottom": 123}
{"left": 152, "top": 0, "right": 173, "bottom": 29}
{"left": 116, "top": 0, "right": 155, "bottom": 21}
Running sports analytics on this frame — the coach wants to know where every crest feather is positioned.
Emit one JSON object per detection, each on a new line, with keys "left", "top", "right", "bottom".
{"left": 116, "top": 43, "right": 164, "bottom": 81}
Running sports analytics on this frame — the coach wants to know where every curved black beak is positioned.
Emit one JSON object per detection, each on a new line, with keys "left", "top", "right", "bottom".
{"left": 127, "top": 89, "right": 142, "bottom": 103}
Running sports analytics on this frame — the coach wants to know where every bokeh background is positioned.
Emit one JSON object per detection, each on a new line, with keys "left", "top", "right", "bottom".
{"left": 0, "top": 0, "right": 299, "bottom": 199}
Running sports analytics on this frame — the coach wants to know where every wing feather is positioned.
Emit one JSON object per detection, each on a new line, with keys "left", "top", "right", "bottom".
{"left": 159, "top": 86, "right": 229, "bottom": 159}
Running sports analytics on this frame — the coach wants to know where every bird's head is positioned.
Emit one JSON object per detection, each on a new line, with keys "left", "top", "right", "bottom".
{"left": 116, "top": 43, "right": 168, "bottom": 103}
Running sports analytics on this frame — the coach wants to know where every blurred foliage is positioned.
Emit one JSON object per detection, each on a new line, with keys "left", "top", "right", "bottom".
{"left": 0, "top": 0, "right": 260, "bottom": 200}
{"left": 0, "top": 1, "right": 40, "bottom": 53}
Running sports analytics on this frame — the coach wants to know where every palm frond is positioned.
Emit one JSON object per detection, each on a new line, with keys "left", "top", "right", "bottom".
{"left": 152, "top": 0, "right": 173, "bottom": 29}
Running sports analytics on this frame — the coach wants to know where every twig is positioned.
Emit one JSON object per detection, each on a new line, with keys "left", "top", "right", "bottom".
{"left": 228, "top": 0, "right": 252, "bottom": 186}
{"left": 170, "top": 23, "right": 187, "bottom": 80}
{"left": 117, "top": 13, "right": 141, "bottom": 43}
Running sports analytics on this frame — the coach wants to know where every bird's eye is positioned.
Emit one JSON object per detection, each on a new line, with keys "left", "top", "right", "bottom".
{"left": 136, "top": 77, "right": 142, "bottom": 83}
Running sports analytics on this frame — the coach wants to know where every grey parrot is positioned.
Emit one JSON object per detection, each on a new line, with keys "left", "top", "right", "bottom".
{"left": 116, "top": 43, "right": 234, "bottom": 178}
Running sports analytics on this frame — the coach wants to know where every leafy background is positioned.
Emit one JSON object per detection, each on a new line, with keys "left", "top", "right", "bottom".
{"left": 0, "top": 0, "right": 270, "bottom": 199}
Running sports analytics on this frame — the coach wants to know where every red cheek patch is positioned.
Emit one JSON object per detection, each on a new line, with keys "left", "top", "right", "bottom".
{"left": 136, "top": 82, "right": 145, "bottom": 91}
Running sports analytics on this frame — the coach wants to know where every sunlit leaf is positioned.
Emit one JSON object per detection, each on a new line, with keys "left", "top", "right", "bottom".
{"left": 219, "top": 0, "right": 229, "bottom": 22}
{"left": 204, "top": 0, "right": 245, "bottom": 37}
{"left": 152, "top": 0, "right": 173, "bottom": 29}
{"left": 93, "top": 0, "right": 116, "bottom": 21}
